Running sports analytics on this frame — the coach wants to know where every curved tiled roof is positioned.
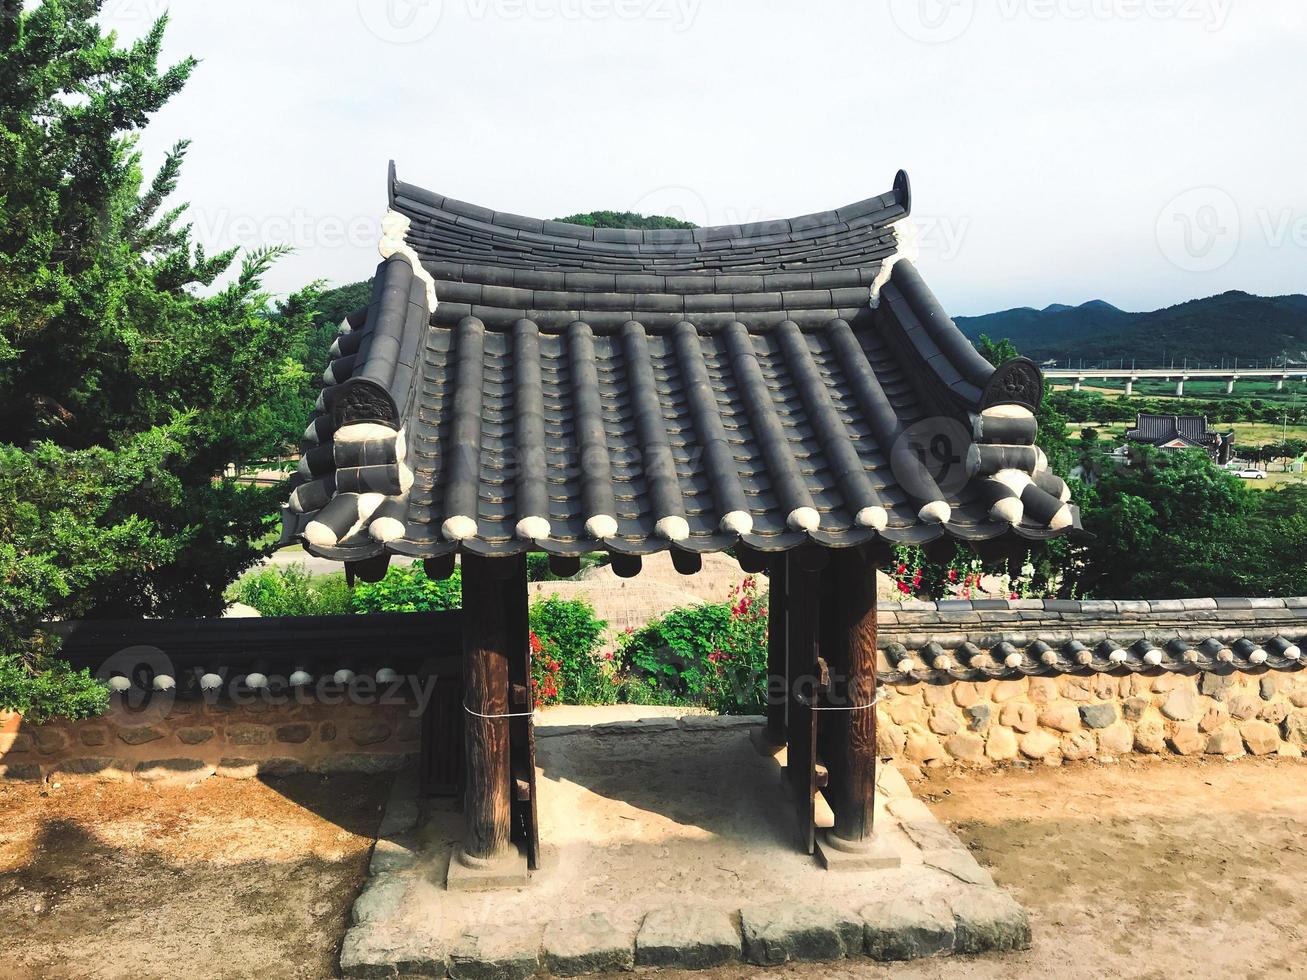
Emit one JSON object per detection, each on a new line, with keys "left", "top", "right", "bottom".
{"left": 283, "top": 167, "right": 1080, "bottom": 569}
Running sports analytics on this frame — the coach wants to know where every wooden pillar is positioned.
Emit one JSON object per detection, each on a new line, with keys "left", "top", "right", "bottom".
{"left": 765, "top": 554, "right": 789, "bottom": 745}
{"left": 504, "top": 553, "right": 540, "bottom": 870}
{"left": 786, "top": 546, "right": 827, "bottom": 855}
{"left": 824, "top": 545, "right": 879, "bottom": 843}
{"left": 460, "top": 554, "right": 514, "bottom": 861}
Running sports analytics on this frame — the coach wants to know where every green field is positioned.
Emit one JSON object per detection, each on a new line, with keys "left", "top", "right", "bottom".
{"left": 1243, "top": 471, "right": 1307, "bottom": 490}
{"left": 1070, "top": 420, "right": 1307, "bottom": 441}
{"left": 1066, "top": 420, "right": 1307, "bottom": 443}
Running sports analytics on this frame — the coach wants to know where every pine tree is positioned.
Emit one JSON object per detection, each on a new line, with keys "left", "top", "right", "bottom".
{"left": 0, "top": 1, "right": 317, "bottom": 719}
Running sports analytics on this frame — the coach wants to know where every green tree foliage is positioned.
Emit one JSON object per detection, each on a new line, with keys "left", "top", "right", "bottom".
{"left": 1063, "top": 447, "right": 1307, "bottom": 599}
{"left": 553, "top": 211, "right": 698, "bottom": 231}
{"left": 351, "top": 563, "right": 462, "bottom": 614}
{"left": 0, "top": 3, "right": 317, "bottom": 717}
{"left": 224, "top": 565, "right": 354, "bottom": 618}
{"left": 299, "top": 278, "right": 373, "bottom": 396}
{"left": 1049, "top": 389, "right": 1307, "bottom": 428}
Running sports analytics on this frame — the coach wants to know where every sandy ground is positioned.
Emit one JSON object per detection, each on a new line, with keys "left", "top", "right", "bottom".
{"left": 2, "top": 758, "right": 1305, "bottom": 978}
{"left": 0, "top": 774, "right": 392, "bottom": 980}
{"left": 656, "top": 756, "right": 1307, "bottom": 980}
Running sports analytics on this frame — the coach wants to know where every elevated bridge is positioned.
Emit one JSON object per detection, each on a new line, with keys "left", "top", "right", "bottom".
{"left": 1045, "top": 367, "right": 1307, "bottom": 396}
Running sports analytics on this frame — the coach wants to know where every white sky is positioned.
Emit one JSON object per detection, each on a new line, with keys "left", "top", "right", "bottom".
{"left": 104, "top": 0, "right": 1307, "bottom": 316}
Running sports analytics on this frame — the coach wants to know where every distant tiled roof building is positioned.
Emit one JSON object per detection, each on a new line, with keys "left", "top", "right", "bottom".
{"left": 1125, "top": 413, "right": 1234, "bottom": 464}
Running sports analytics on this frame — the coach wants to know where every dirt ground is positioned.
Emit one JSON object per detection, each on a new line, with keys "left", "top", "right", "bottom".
{"left": 2, "top": 759, "right": 1305, "bottom": 979}
{"left": 0, "top": 773, "right": 392, "bottom": 980}
{"left": 665, "top": 756, "right": 1307, "bottom": 980}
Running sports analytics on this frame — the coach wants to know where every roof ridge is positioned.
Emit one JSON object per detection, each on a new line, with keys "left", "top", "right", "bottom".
{"left": 387, "top": 160, "right": 912, "bottom": 245}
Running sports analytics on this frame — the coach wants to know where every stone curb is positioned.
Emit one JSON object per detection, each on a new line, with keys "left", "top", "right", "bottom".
{"left": 537, "top": 714, "right": 765, "bottom": 738}
{"left": 344, "top": 885, "right": 1034, "bottom": 976}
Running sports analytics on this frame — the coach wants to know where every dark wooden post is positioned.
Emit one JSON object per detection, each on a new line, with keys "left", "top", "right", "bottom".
{"left": 825, "top": 544, "right": 879, "bottom": 843}
{"left": 786, "top": 546, "right": 827, "bottom": 855}
{"left": 765, "top": 554, "right": 789, "bottom": 746}
{"left": 504, "top": 553, "right": 540, "bottom": 870}
{"left": 459, "top": 553, "right": 514, "bottom": 861}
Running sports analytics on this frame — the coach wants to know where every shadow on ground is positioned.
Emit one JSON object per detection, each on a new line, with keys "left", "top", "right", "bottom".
{"left": 0, "top": 772, "right": 393, "bottom": 980}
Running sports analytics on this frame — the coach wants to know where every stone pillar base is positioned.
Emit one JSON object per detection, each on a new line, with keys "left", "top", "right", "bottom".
{"left": 815, "top": 829, "right": 904, "bottom": 872}
{"left": 446, "top": 842, "right": 530, "bottom": 891}
{"left": 749, "top": 725, "right": 786, "bottom": 758}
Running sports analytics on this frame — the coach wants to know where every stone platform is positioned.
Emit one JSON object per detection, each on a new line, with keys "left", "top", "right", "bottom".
{"left": 341, "top": 710, "right": 1030, "bottom": 978}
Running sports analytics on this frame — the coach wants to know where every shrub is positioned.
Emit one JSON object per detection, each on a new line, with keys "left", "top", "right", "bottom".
{"left": 352, "top": 563, "right": 462, "bottom": 613}
{"left": 529, "top": 631, "right": 562, "bottom": 707}
{"left": 525, "top": 552, "right": 611, "bottom": 582}
{"left": 616, "top": 577, "right": 769, "bottom": 714}
{"left": 0, "top": 651, "right": 108, "bottom": 724}
{"left": 528, "top": 596, "right": 615, "bottom": 705}
{"left": 225, "top": 565, "right": 354, "bottom": 617}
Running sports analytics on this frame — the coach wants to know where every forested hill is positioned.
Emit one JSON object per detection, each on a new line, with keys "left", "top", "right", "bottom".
{"left": 956, "top": 291, "right": 1307, "bottom": 366}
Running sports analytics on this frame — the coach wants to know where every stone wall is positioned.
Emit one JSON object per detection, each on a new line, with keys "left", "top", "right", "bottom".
{"left": 7, "top": 596, "right": 1307, "bottom": 782}
{"left": 874, "top": 596, "right": 1307, "bottom": 769}
{"left": 0, "top": 697, "right": 419, "bottom": 785}
{"left": 877, "top": 670, "right": 1307, "bottom": 770}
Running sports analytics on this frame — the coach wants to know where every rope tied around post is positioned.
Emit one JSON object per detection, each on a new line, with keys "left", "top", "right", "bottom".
{"left": 794, "top": 688, "right": 887, "bottom": 712}
{"left": 462, "top": 702, "right": 538, "bottom": 720}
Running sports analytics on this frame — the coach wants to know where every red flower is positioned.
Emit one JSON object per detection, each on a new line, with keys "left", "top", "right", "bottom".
{"left": 948, "top": 569, "right": 958, "bottom": 583}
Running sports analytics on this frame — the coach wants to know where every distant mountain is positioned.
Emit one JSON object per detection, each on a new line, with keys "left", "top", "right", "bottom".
{"left": 956, "top": 291, "right": 1307, "bottom": 366}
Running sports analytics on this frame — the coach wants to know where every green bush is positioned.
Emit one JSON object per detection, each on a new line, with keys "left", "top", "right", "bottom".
{"left": 226, "top": 565, "right": 354, "bottom": 617}
{"left": 616, "top": 578, "right": 769, "bottom": 714}
{"left": 528, "top": 596, "right": 615, "bottom": 705}
{"left": 0, "top": 651, "right": 108, "bottom": 724}
{"left": 352, "top": 564, "right": 462, "bottom": 613}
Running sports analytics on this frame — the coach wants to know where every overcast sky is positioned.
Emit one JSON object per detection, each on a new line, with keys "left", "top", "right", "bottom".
{"left": 106, "top": 0, "right": 1306, "bottom": 316}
